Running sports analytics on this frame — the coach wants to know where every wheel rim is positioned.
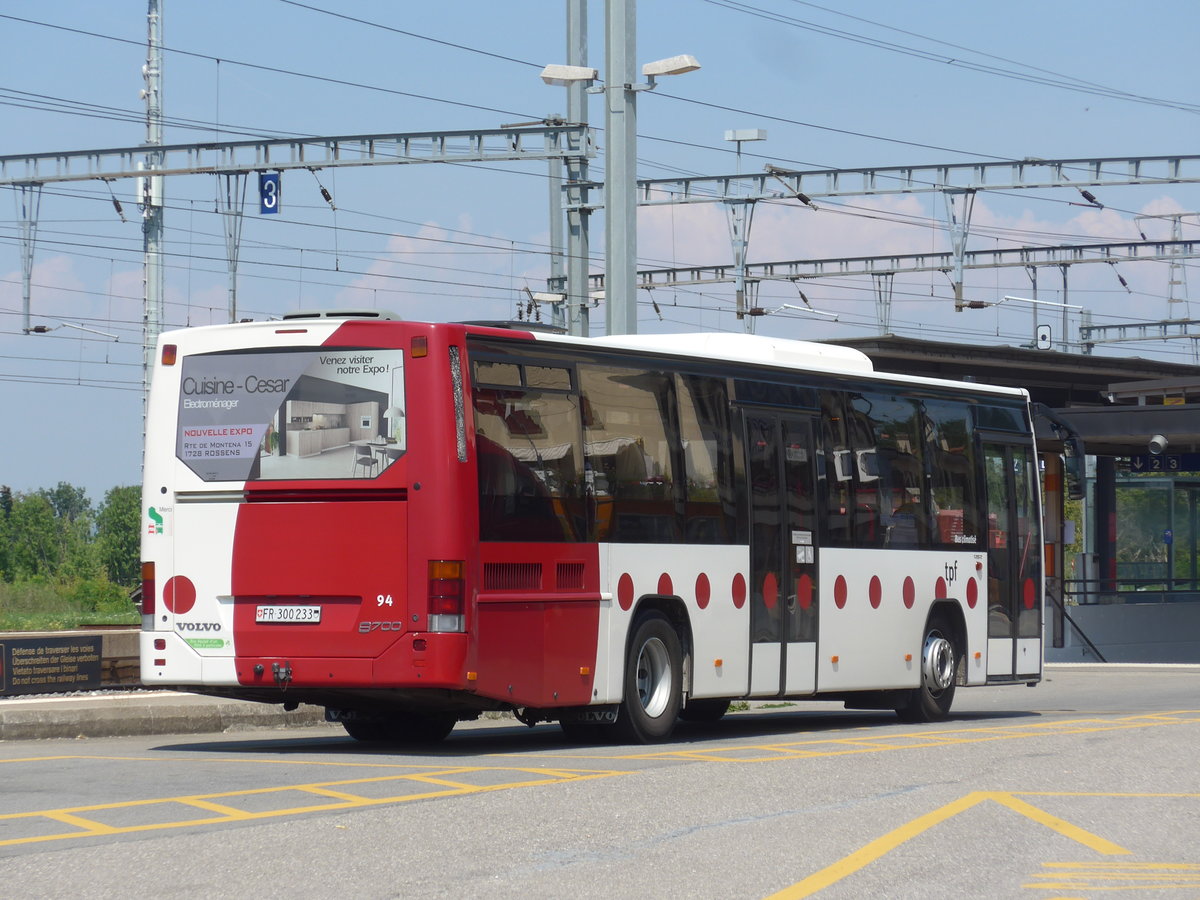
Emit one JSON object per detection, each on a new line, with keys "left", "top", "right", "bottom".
{"left": 635, "top": 636, "right": 672, "bottom": 718}
{"left": 922, "top": 631, "right": 955, "bottom": 693}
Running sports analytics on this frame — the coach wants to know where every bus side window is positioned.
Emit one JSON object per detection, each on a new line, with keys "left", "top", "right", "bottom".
{"left": 472, "top": 385, "right": 583, "bottom": 543}
{"left": 819, "top": 391, "right": 854, "bottom": 546}
{"left": 676, "top": 373, "right": 736, "bottom": 544}
{"left": 862, "top": 393, "right": 926, "bottom": 548}
{"left": 846, "top": 394, "right": 883, "bottom": 546}
{"left": 923, "top": 399, "right": 980, "bottom": 549}
{"left": 580, "top": 365, "right": 680, "bottom": 544}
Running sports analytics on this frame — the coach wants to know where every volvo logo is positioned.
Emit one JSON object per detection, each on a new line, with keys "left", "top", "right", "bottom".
{"left": 177, "top": 621, "right": 221, "bottom": 632}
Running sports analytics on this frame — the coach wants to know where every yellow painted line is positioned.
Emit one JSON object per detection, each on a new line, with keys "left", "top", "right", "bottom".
{"left": 765, "top": 791, "right": 993, "bottom": 899}
{"left": 565, "top": 711, "right": 1200, "bottom": 764}
{"left": 987, "top": 793, "right": 1130, "bottom": 856}
{"left": 1025, "top": 861, "right": 1200, "bottom": 890}
{"left": 42, "top": 811, "right": 119, "bottom": 835}
{"left": 402, "top": 774, "right": 494, "bottom": 790}
{"left": 298, "top": 786, "right": 373, "bottom": 802}
{"left": 766, "top": 790, "right": 1200, "bottom": 898}
{"left": 0, "top": 765, "right": 627, "bottom": 848}
{"left": 180, "top": 798, "right": 258, "bottom": 818}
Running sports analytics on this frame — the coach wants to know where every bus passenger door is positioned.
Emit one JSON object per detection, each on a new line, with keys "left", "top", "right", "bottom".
{"left": 983, "top": 441, "right": 1043, "bottom": 679}
{"left": 746, "top": 414, "right": 819, "bottom": 697}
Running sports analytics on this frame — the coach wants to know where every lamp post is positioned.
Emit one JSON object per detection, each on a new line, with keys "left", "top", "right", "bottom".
{"left": 541, "top": 0, "right": 698, "bottom": 338}
{"left": 604, "top": 45, "right": 700, "bottom": 336}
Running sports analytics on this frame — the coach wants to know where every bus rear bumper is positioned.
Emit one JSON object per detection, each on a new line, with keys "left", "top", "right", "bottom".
{"left": 233, "top": 632, "right": 471, "bottom": 690}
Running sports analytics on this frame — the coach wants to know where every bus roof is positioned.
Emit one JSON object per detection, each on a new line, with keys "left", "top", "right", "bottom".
{"left": 159, "top": 316, "right": 1028, "bottom": 402}
{"left": 530, "top": 329, "right": 1028, "bottom": 400}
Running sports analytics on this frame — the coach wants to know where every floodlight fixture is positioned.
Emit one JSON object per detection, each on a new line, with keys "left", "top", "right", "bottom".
{"left": 539, "top": 64, "right": 599, "bottom": 86}
{"left": 724, "top": 129, "right": 767, "bottom": 143}
{"left": 641, "top": 54, "right": 701, "bottom": 77}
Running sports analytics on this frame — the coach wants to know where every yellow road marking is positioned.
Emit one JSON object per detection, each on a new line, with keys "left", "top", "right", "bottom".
{"left": 767, "top": 792, "right": 1200, "bottom": 899}
{"left": 987, "top": 793, "right": 1130, "bottom": 856}
{"left": 543, "top": 711, "right": 1200, "bottom": 764}
{"left": 1026, "top": 861, "right": 1200, "bottom": 890}
{"left": 0, "top": 764, "right": 626, "bottom": 848}
{"left": 765, "top": 791, "right": 993, "bottom": 899}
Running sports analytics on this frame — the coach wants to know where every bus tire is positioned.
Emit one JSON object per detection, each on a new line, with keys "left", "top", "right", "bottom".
{"left": 896, "top": 616, "right": 958, "bottom": 723}
{"left": 679, "top": 699, "right": 730, "bottom": 723}
{"left": 614, "top": 613, "right": 683, "bottom": 743}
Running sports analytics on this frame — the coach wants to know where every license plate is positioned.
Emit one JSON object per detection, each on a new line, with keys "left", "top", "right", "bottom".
{"left": 256, "top": 605, "right": 321, "bottom": 624}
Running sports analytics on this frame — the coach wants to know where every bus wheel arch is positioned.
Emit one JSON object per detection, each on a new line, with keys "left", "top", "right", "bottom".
{"left": 896, "top": 601, "right": 964, "bottom": 723}
{"left": 615, "top": 597, "right": 688, "bottom": 743}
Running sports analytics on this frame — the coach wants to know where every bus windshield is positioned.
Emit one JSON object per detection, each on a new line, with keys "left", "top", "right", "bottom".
{"left": 176, "top": 347, "right": 406, "bottom": 482}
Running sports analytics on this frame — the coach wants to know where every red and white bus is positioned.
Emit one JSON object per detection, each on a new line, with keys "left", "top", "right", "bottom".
{"left": 140, "top": 311, "right": 1044, "bottom": 743}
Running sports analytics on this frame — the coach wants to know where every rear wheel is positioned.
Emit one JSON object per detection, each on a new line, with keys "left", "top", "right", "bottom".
{"left": 896, "top": 617, "right": 958, "bottom": 723}
{"left": 614, "top": 613, "right": 683, "bottom": 743}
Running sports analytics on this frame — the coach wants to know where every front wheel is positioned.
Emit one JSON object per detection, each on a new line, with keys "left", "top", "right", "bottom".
{"left": 896, "top": 618, "right": 958, "bottom": 723}
{"left": 614, "top": 613, "right": 683, "bottom": 743}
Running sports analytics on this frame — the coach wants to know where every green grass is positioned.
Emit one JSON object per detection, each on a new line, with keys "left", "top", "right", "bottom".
{"left": 0, "top": 580, "right": 139, "bottom": 632}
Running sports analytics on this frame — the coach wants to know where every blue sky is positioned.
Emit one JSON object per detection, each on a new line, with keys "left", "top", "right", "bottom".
{"left": 2, "top": 0, "right": 1199, "bottom": 500}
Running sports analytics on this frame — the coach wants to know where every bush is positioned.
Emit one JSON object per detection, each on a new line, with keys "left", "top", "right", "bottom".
{"left": 0, "top": 577, "right": 138, "bottom": 631}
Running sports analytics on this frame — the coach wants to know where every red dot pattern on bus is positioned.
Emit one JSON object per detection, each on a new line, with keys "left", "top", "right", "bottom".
{"left": 732, "top": 573, "right": 747, "bottom": 609}
{"left": 763, "top": 572, "right": 779, "bottom": 610}
{"left": 868, "top": 575, "right": 882, "bottom": 609}
{"left": 797, "top": 573, "right": 813, "bottom": 610}
{"left": 163, "top": 575, "right": 196, "bottom": 615}
{"left": 617, "top": 573, "right": 634, "bottom": 611}
{"left": 657, "top": 572, "right": 673, "bottom": 598}
{"left": 1023, "top": 578, "right": 1036, "bottom": 609}
{"left": 615, "top": 566, "right": 989, "bottom": 618}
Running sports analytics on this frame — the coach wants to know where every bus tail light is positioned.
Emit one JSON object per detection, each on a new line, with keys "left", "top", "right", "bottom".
{"left": 141, "top": 561, "right": 156, "bottom": 616}
{"left": 427, "top": 560, "right": 464, "bottom": 632}
{"left": 161, "top": 344, "right": 177, "bottom": 366}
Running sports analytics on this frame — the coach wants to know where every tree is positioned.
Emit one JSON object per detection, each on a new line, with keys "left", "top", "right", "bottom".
{"left": 38, "top": 481, "right": 92, "bottom": 523}
{"left": 96, "top": 486, "right": 141, "bottom": 587}
{"left": 8, "top": 493, "right": 62, "bottom": 579}
{"left": 0, "top": 485, "right": 11, "bottom": 581}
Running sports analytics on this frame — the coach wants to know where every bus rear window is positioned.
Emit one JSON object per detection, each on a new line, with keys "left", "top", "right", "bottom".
{"left": 176, "top": 348, "right": 406, "bottom": 483}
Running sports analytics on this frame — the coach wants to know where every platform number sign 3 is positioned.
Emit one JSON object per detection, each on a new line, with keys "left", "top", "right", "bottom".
{"left": 259, "top": 172, "right": 281, "bottom": 215}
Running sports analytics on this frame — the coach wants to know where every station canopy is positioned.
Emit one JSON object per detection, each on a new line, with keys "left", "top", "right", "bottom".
{"left": 827, "top": 335, "right": 1200, "bottom": 458}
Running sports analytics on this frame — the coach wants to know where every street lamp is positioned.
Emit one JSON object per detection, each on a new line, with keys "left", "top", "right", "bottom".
{"left": 540, "top": 0, "right": 700, "bottom": 338}
{"left": 539, "top": 64, "right": 599, "bottom": 86}
{"left": 603, "top": 50, "right": 700, "bottom": 336}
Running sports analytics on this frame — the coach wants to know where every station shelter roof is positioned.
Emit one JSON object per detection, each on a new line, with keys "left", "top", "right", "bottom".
{"left": 828, "top": 335, "right": 1200, "bottom": 458}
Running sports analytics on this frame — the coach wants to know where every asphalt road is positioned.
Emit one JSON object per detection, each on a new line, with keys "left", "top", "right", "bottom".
{"left": 1, "top": 664, "right": 1198, "bottom": 899}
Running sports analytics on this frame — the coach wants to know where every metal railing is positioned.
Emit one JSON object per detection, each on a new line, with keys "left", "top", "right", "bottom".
{"left": 1063, "top": 578, "right": 1200, "bottom": 606}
